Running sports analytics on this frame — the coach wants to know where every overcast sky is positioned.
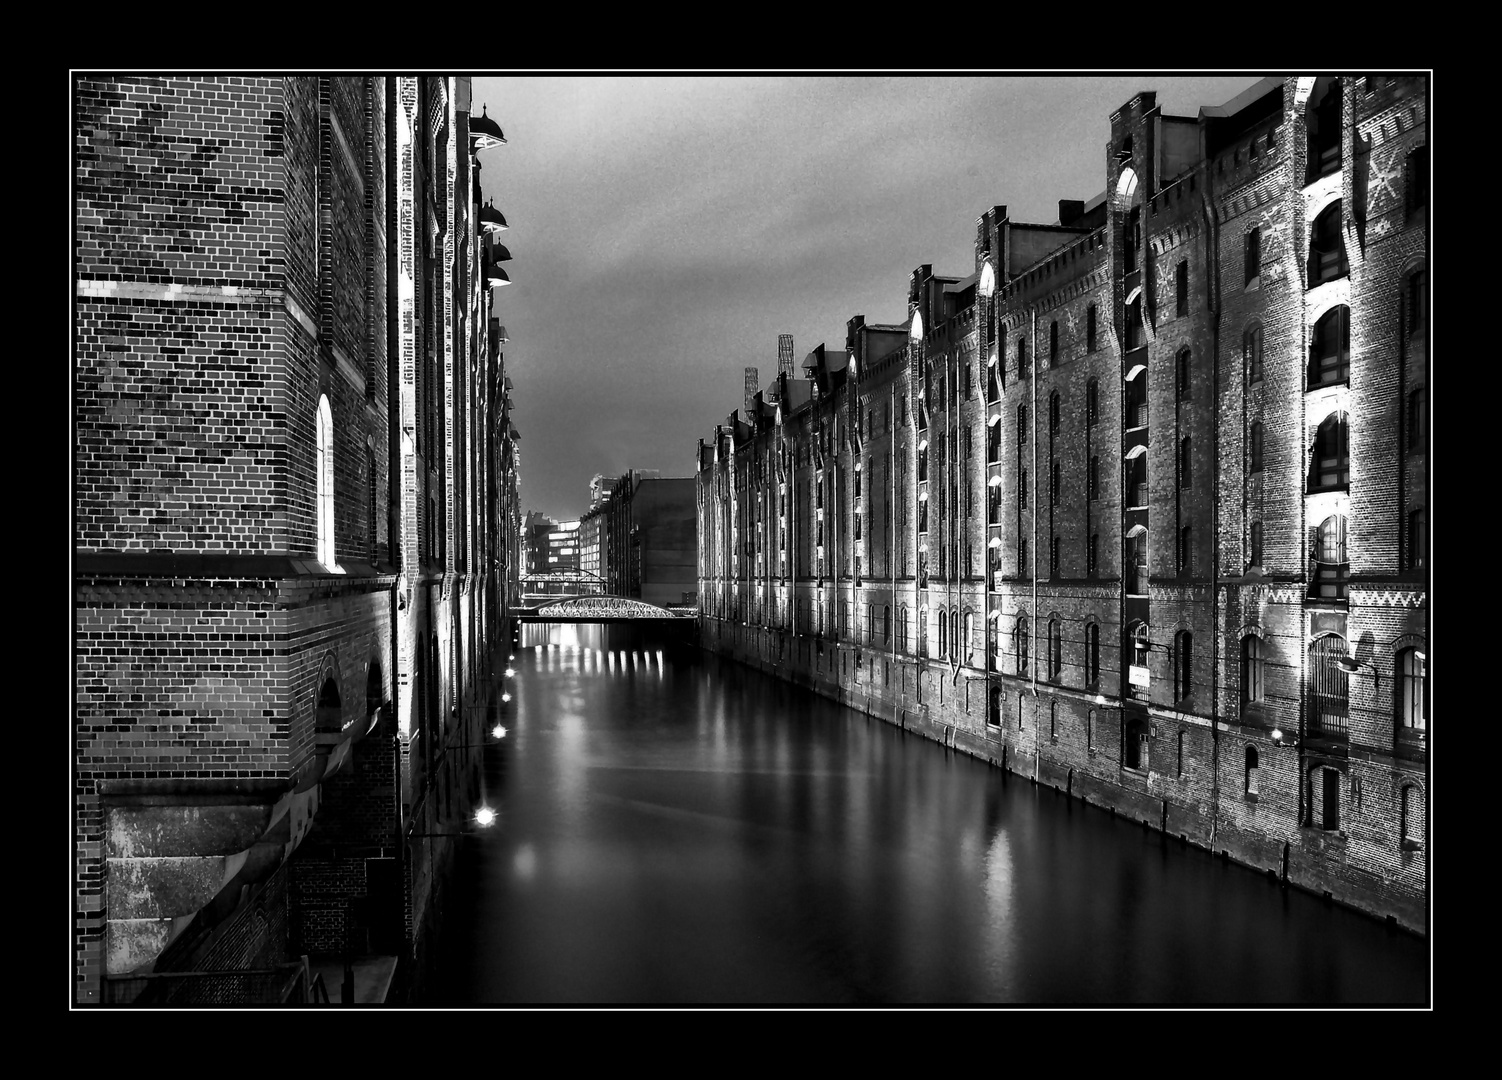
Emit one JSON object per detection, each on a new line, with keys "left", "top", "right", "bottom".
{"left": 470, "top": 75, "right": 1261, "bottom": 523}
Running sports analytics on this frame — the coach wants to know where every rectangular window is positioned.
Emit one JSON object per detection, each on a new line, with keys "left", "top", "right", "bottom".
{"left": 1087, "top": 305, "right": 1097, "bottom": 352}
{"left": 1244, "top": 229, "right": 1260, "bottom": 286}
{"left": 1176, "top": 261, "right": 1189, "bottom": 316}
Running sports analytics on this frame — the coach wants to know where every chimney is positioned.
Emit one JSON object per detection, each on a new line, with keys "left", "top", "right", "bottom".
{"left": 777, "top": 334, "right": 794, "bottom": 380}
{"left": 1058, "top": 199, "right": 1085, "bottom": 227}
{"left": 744, "top": 366, "right": 759, "bottom": 418}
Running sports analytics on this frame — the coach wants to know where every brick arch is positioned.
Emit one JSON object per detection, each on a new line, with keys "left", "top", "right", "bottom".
{"left": 1237, "top": 622, "right": 1267, "bottom": 641}
{"left": 1306, "top": 399, "right": 1348, "bottom": 433}
{"left": 1305, "top": 292, "right": 1351, "bottom": 329}
{"left": 1303, "top": 185, "right": 1343, "bottom": 225}
{"left": 1389, "top": 631, "right": 1426, "bottom": 653}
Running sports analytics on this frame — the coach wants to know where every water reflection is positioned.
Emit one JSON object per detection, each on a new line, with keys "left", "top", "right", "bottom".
{"left": 433, "top": 621, "right": 1428, "bottom": 1005}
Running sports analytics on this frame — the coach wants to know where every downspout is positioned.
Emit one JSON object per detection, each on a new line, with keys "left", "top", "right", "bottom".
{"left": 1031, "top": 306, "right": 1038, "bottom": 702}
{"left": 1203, "top": 165, "right": 1222, "bottom": 851}
{"left": 890, "top": 383, "right": 897, "bottom": 672}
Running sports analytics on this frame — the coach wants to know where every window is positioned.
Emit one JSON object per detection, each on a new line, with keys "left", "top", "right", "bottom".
{"left": 1407, "top": 508, "right": 1426, "bottom": 570}
{"left": 1019, "top": 469, "right": 1028, "bottom": 510}
{"left": 1245, "top": 746, "right": 1259, "bottom": 797}
{"left": 1319, "top": 767, "right": 1342, "bottom": 831}
{"left": 964, "top": 612, "right": 975, "bottom": 666}
{"left": 367, "top": 446, "right": 377, "bottom": 562}
{"left": 938, "top": 608, "right": 948, "bottom": 658}
{"left": 1085, "top": 622, "right": 1100, "bottom": 685}
{"left": 1051, "top": 462, "right": 1061, "bottom": 507}
{"left": 1244, "top": 228, "right": 1261, "bottom": 286}
{"left": 1016, "top": 337, "right": 1028, "bottom": 381}
{"left": 1126, "top": 368, "right": 1148, "bottom": 429}
{"left": 1178, "top": 525, "right": 1193, "bottom": 577}
{"left": 1312, "top": 514, "right": 1349, "bottom": 599}
{"left": 1309, "top": 635, "right": 1350, "bottom": 735}
{"left": 1306, "top": 78, "right": 1343, "bottom": 183}
{"left": 1401, "top": 787, "right": 1422, "bottom": 849}
{"left": 1015, "top": 616, "right": 1029, "bottom": 676}
{"left": 1019, "top": 537, "right": 1028, "bottom": 578}
{"left": 1050, "top": 535, "right": 1060, "bottom": 579}
{"left": 1049, "top": 618, "right": 1062, "bottom": 680}
{"left": 1240, "top": 636, "right": 1264, "bottom": 706}
{"left": 1125, "top": 297, "right": 1145, "bottom": 350}
{"left": 917, "top": 445, "right": 927, "bottom": 483}
{"left": 1049, "top": 392, "right": 1061, "bottom": 437}
{"left": 1397, "top": 648, "right": 1426, "bottom": 734}
{"left": 1087, "top": 304, "right": 1098, "bottom": 352}
{"left": 1051, "top": 701, "right": 1059, "bottom": 741}
{"left": 1124, "top": 206, "right": 1142, "bottom": 274}
{"left": 1086, "top": 378, "right": 1099, "bottom": 425}
{"left": 1175, "top": 261, "right": 1189, "bottom": 316}
{"left": 1244, "top": 325, "right": 1264, "bottom": 384}
{"left": 1088, "top": 456, "right": 1099, "bottom": 501}
{"left": 1176, "top": 349, "right": 1191, "bottom": 402}
{"left": 1049, "top": 321, "right": 1059, "bottom": 367}
{"left": 1249, "top": 421, "right": 1264, "bottom": 473}
{"left": 1124, "top": 716, "right": 1148, "bottom": 771}
{"left": 1309, "top": 306, "right": 1350, "bottom": 387}
{"left": 1406, "top": 269, "right": 1427, "bottom": 337}
{"left": 989, "top": 687, "right": 1002, "bottom": 727}
{"left": 1249, "top": 521, "right": 1264, "bottom": 568}
{"left": 1087, "top": 708, "right": 1096, "bottom": 751}
{"left": 884, "top": 605, "right": 891, "bottom": 643}
{"left": 1175, "top": 630, "right": 1193, "bottom": 701}
{"left": 316, "top": 395, "right": 335, "bottom": 569}
{"left": 1309, "top": 412, "right": 1349, "bottom": 491}
{"left": 1405, "top": 144, "right": 1427, "bottom": 218}
{"left": 1126, "top": 528, "right": 1149, "bottom": 595}
{"left": 1017, "top": 403, "right": 1028, "bottom": 444}
{"left": 1179, "top": 436, "right": 1192, "bottom": 489}
{"left": 1408, "top": 389, "right": 1426, "bottom": 453}
{"left": 1308, "top": 202, "right": 1348, "bottom": 286}
{"left": 1087, "top": 534, "right": 1098, "bottom": 579}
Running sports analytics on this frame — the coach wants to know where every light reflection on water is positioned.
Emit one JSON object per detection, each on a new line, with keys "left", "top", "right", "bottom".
{"left": 433, "top": 621, "right": 1429, "bottom": 1005}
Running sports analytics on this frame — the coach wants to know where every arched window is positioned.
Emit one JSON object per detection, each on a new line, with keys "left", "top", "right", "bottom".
{"left": 938, "top": 609, "right": 947, "bottom": 658}
{"left": 1049, "top": 321, "right": 1059, "bottom": 367}
{"left": 1016, "top": 336, "right": 1028, "bottom": 382}
{"left": 1309, "top": 412, "right": 1349, "bottom": 491}
{"left": 1125, "top": 449, "right": 1148, "bottom": 509}
{"left": 1244, "top": 228, "right": 1261, "bottom": 286}
{"left": 898, "top": 605, "right": 909, "bottom": 653}
{"left": 1405, "top": 268, "right": 1427, "bottom": 339}
{"left": 1309, "top": 634, "right": 1351, "bottom": 736}
{"left": 1017, "top": 692, "right": 1027, "bottom": 730}
{"left": 1309, "top": 305, "right": 1350, "bottom": 387}
{"left": 1049, "top": 618, "right": 1063, "bottom": 680}
{"left": 1244, "top": 324, "right": 1264, "bottom": 384}
{"left": 1308, "top": 202, "right": 1348, "bottom": 286}
{"left": 1124, "top": 204, "right": 1142, "bottom": 274}
{"left": 316, "top": 669, "right": 342, "bottom": 735}
{"left": 918, "top": 606, "right": 928, "bottom": 657}
{"left": 1240, "top": 635, "right": 1264, "bottom": 706}
{"left": 1014, "top": 615, "right": 1029, "bottom": 676}
{"left": 1087, "top": 304, "right": 1098, "bottom": 353}
{"left": 1126, "top": 367, "right": 1148, "bottom": 429}
{"left": 1397, "top": 647, "right": 1426, "bottom": 734}
{"left": 1249, "top": 421, "right": 1264, "bottom": 473}
{"left": 1125, "top": 296, "right": 1145, "bottom": 350}
{"left": 1312, "top": 514, "right": 1349, "bottom": 599}
{"left": 1405, "top": 144, "right": 1427, "bottom": 218}
{"left": 1017, "top": 402, "right": 1028, "bottom": 444}
{"left": 1176, "top": 348, "right": 1191, "bottom": 402}
{"left": 1179, "top": 436, "right": 1192, "bottom": 489}
{"left": 883, "top": 605, "right": 892, "bottom": 643}
{"left": 1175, "top": 261, "right": 1189, "bottom": 316}
{"left": 1127, "top": 621, "right": 1151, "bottom": 700}
{"left": 1245, "top": 746, "right": 1260, "bottom": 796}
{"left": 1175, "top": 630, "right": 1193, "bottom": 702}
{"left": 988, "top": 610, "right": 1002, "bottom": 671}
{"left": 1049, "top": 391, "right": 1061, "bottom": 436}
{"left": 316, "top": 395, "right": 335, "bottom": 569}
{"left": 989, "top": 687, "right": 1002, "bottom": 728}
{"left": 1126, "top": 527, "right": 1148, "bottom": 595}
{"left": 1086, "top": 378, "right": 1099, "bottom": 425}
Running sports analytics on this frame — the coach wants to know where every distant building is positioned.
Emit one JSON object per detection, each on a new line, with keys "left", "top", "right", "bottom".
{"left": 606, "top": 473, "right": 697, "bottom": 606}
{"left": 549, "top": 519, "right": 581, "bottom": 572}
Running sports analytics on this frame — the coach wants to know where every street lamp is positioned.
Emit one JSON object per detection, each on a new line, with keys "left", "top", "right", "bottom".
{"left": 1271, "top": 728, "right": 1299, "bottom": 749}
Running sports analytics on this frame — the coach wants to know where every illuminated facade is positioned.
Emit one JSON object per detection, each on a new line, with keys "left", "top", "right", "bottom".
{"left": 75, "top": 76, "right": 521, "bottom": 1002}
{"left": 696, "top": 76, "right": 1428, "bottom": 931}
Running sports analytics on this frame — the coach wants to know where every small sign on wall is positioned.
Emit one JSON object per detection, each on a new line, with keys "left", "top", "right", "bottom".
{"left": 1129, "top": 664, "right": 1151, "bottom": 688}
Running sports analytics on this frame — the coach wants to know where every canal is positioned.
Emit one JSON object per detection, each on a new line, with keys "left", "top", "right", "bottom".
{"left": 429, "top": 621, "right": 1428, "bottom": 1005}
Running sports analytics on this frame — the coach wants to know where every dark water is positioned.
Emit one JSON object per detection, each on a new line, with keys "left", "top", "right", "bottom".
{"left": 431, "top": 621, "right": 1428, "bottom": 1005}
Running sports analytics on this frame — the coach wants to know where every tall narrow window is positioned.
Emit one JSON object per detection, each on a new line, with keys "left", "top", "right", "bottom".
{"left": 1310, "top": 635, "right": 1351, "bottom": 735}
{"left": 1125, "top": 297, "right": 1145, "bottom": 350}
{"left": 1017, "top": 337, "right": 1028, "bottom": 382}
{"left": 1406, "top": 144, "right": 1427, "bottom": 218}
{"left": 1408, "top": 389, "right": 1426, "bottom": 454}
{"left": 1087, "top": 304, "right": 1098, "bottom": 352}
{"left": 1050, "top": 392, "right": 1061, "bottom": 436}
{"left": 1049, "top": 321, "right": 1060, "bottom": 367}
{"left": 1397, "top": 648, "right": 1426, "bottom": 734}
{"left": 1407, "top": 269, "right": 1427, "bottom": 337}
{"left": 1088, "top": 456, "right": 1099, "bottom": 501}
{"left": 1176, "top": 349, "right": 1191, "bottom": 402}
{"left": 1085, "top": 622, "right": 1100, "bottom": 685}
{"left": 1015, "top": 616, "right": 1029, "bottom": 676}
{"left": 1049, "top": 618, "right": 1062, "bottom": 680}
{"left": 1401, "top": 787, "right": 1421, "bottom": 849}
{"left": 1244, "top": 325, "right": 1264, "bottom": 383}
{"left": 1244, "top": 228, "right": 1261, "bottom": 286}
{"left": 1320, "top": 768, "right": 1342, "bottom": 831}
{"left": 367, "top": 446, "right": 377, "bottom": 562}
{"left": 1308, "top": 202, "right": 1349, "bottom": 286}
{"left": 1019, "top": 469, "right": 1028, "bottom": 510}
{"left": 1245, "top": 746, "right": 1260, "bottom": 796}
{"left": 1175, "top": 630, "right": 1193, "bottom": 701}
{"left": 1178, "top": 525, "right": 1193, "bottom": 577}
{"left": 1051, "top": 462, "right": 1061, "bottom": 507}
{"left": 1086, "top": 378, "right": 1099, "bottom": 425}
{"left": 1407, "top": 509, "right": 1426, "bottom": 570}
{"left": 1179, "top": 436, "right": 1192, "bottom": 489}
{"left": 1124, "top": 206, "right": 1142, "bottom": 274}
{"left": 1306, "top": 78, "right": 1343, "bottom": 183}
{"left": 1126, "top": 368, "right": 1148, "bottom": 429}
{"left": 1050, "top": 535, "right": 1060, "bottom": 579}
{"left": 1309, "top": 306, "right": 1350, "bottom": 387}
{"left": 316, "top": 395, "right": 335, "bottom": 569}
{"left": 1240, "top": 635, "right": 1264, "bottom": 706}
{"left": 1175, "top": 261, "right": 1189, "bottom": 316}
{"left": 1017, "top": 403, "right": 1028, "bottom": 443}
{"left": 1249, "top": 421, "right": 1264, "bottom": 473}
{"left": 1250, "top": 521, "right": 1264, "bottom": 568}
{"left": 1127, "top": 528, "right": 1148, "bottom": 595}
{"left": 1088, "top": 534, "right": 1098, "bottom": 579}
{"left": 1312, "top": 515, "right": 1349, "bottom": 599}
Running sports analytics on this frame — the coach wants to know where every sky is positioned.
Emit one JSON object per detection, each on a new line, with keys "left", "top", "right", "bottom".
{"left": 470, "top": 75, "right": 1262, "bottom": 523}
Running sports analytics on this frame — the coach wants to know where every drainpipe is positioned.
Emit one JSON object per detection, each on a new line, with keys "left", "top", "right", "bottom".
{"left": 1031, "top": 306, "right": 1038, "bottom": 702}
{"left": 1203, "top": 164, "right": 1223, "bottom": 852}
{"left": 891, "top": 383, "right": 897, "bottom": 672}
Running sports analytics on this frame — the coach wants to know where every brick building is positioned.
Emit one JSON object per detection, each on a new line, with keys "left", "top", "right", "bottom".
{"left": 75, "top": 76, "right": 522, "bottom": 1003}
{"left": 696, "top": 76, "right": 1428, "bottom": 931}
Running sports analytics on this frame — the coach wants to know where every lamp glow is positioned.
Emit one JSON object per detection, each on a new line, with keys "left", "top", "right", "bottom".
{"left": 505, "top": 667, "right": 516, "bottom": 678}
{"left": 501, "top": 692, "right": 511, "bottom": 703}
{"left": 475, "top": 806, "right": 497, "bottom": 828}
{"left": 492, "top": 724, "right": 508, "bottom": 739}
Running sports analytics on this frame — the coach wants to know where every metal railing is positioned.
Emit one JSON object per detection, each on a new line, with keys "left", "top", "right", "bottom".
{"left": 103, "top": 961, "right": 309, "bottom": 1006}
